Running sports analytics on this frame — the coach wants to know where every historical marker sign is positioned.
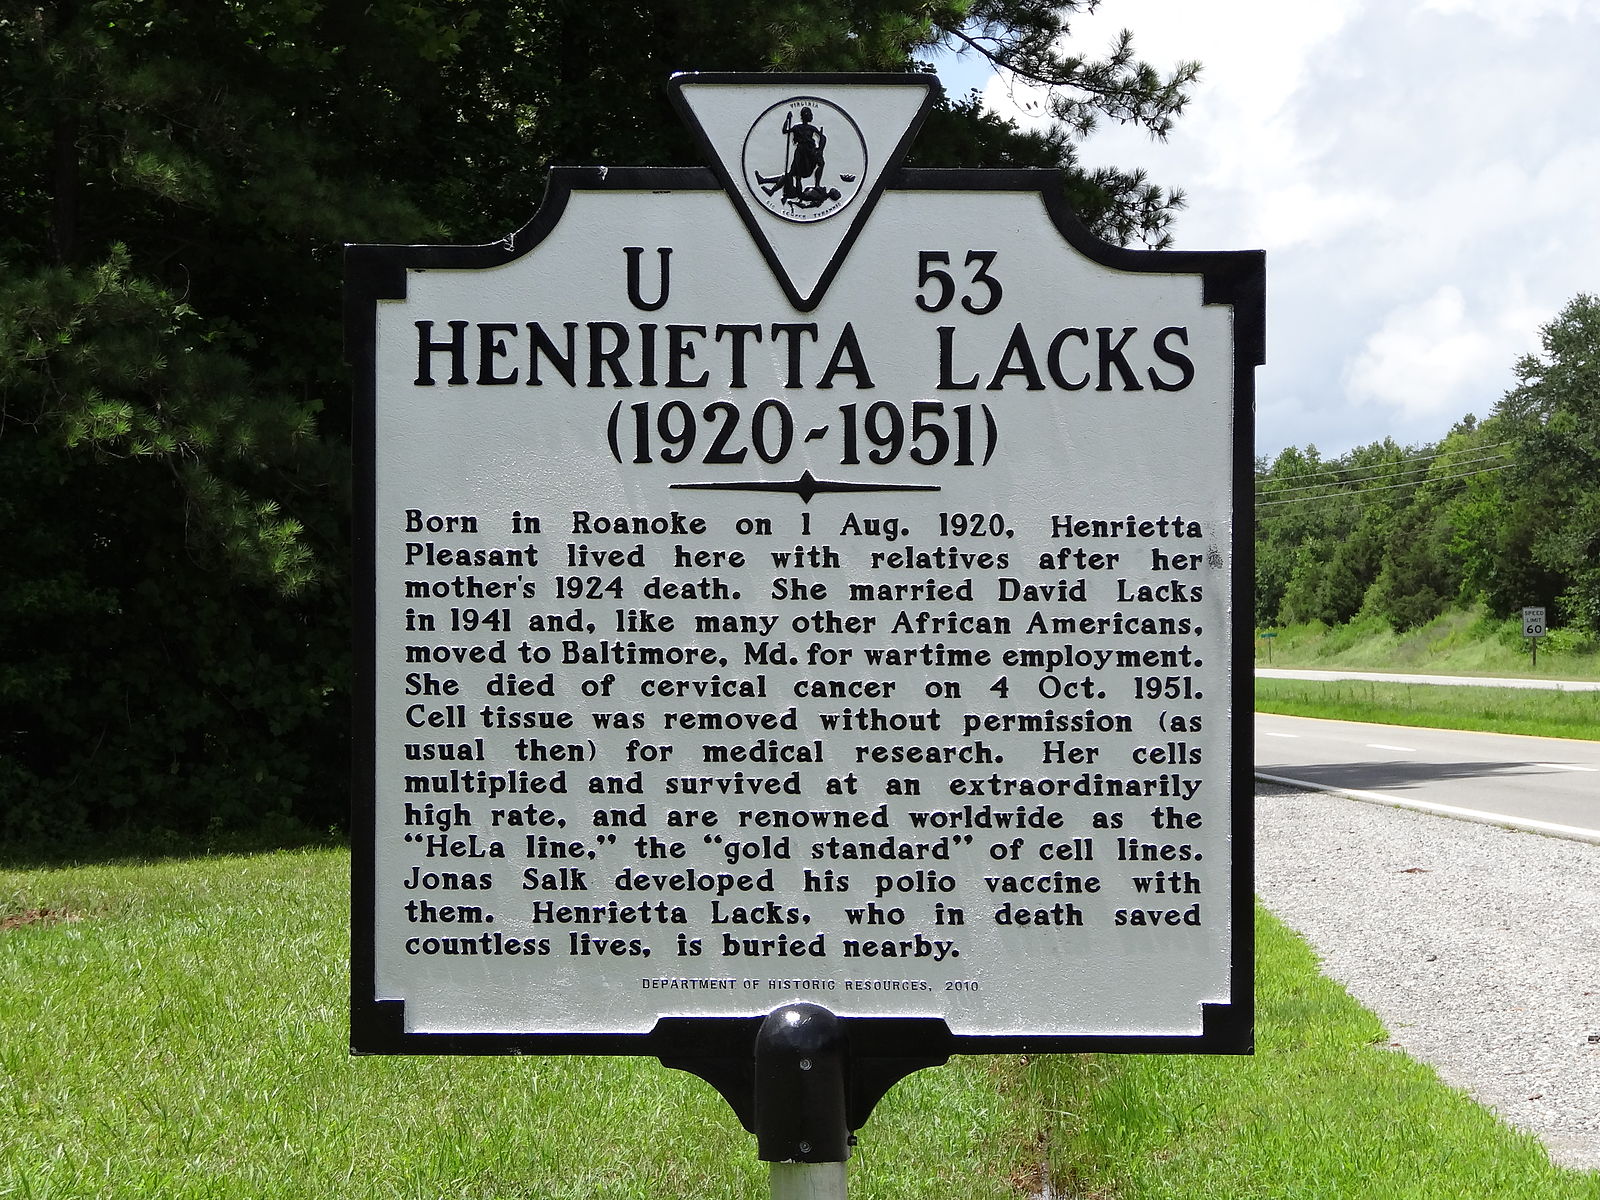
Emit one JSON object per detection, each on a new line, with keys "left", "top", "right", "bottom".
{"left": 349, "top": 74, "right": 1262, "bottom": 1061}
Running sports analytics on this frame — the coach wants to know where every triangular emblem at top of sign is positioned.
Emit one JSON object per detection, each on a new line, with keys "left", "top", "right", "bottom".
{"left": 670, "top": 73, "right": 939, "bottom": 311}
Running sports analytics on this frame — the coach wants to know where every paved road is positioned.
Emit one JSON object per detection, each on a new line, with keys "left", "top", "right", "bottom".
{"left": 1258, "top": 667, "right": 1600, "bottom": 691}
{"left": 1255, "top": 712, "right": 1600, "bottom": 838}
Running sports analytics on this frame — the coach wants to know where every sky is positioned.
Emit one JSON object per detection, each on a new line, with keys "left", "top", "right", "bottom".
{"left": 929, "top": 0, "right": 1600, "bottom": 460}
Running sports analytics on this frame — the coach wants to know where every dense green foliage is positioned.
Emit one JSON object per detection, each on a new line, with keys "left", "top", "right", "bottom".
{"left": 1257, "top": 294, "right": 1600, "bottom": 643}
{"left": 0, "top": 1, "right": 1199, "bottom": 844}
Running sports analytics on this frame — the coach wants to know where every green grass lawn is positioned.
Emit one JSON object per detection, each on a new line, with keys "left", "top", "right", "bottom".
{"left": 1252, "top": 607, "right": 1600, "bottom": 739}
{"left": 3, "top": 849, "right": 1595, "bottom": 1198}
{"left": 1255, "top": 677, "right": 1600, "bottom": 741}
{"left": 1254, "top": 609, "right": 1600, "bottom": 681}
{"left": 1029, "top": 912, "right": 1598, "bottom": 1199}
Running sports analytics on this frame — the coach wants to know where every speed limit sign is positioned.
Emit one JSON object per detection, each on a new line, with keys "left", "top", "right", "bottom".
{"left": 1522, "top": 606, "right": 1547, "bottom": 638}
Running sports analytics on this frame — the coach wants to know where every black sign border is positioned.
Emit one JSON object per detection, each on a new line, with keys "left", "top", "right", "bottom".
{"left": 346, "top": 163, "right": 1263, "bottom": 1085}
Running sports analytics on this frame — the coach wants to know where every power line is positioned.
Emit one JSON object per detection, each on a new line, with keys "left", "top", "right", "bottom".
{"left": 1255, "top": 449, "right": 1512, "bottom": 500}
{"left": 1256, "top": 461, "right": 1512, "bottom": 510}
{"left": 1254, "top": 444, "right": 1514, "bottom": 494}
{"left": 1248, "top": 464, "right": 1510, "bottom": 508}
{"left": 1260, "top": 438, "right": 1515, "bottom": 479}
{"left": 1254, "top": 440, "right": 1515, "bottom": 493}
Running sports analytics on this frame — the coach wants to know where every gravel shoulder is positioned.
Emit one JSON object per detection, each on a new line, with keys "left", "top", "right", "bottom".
{"left": 1255, "top": 783, "right": 1600, "bottom": 1172}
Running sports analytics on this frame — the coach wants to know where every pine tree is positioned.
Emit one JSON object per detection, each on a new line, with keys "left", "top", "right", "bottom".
{"left": 0, "top": 1, "right": 1199, "bottom": 843}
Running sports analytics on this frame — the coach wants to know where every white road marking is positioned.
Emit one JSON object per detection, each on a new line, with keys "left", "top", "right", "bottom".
{"left": 1254, "top": 772, "right": 1600, "bottom": 844}
{"left": 1367, "top": 743, "right": 1417, "bottom": 753}
{"left": 1535, "top": 762, "right": 1599, "bottom": 772}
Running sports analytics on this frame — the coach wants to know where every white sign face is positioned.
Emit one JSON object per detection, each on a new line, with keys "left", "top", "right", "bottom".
{"left": 1523, "top": 607, "right": 1547, "bottom": 638}
{"left": 350, "top": 75, "right": 1261, "bottom": 1055}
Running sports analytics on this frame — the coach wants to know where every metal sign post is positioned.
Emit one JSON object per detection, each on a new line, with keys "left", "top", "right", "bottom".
{"left": 1523, "top": 606, "right": 1547, "bottom": 669}
{"left": 347, "top": 72, "right": 1263, "bottom": 1190}
{"left": 1259, "top": 631, "right": 1276, "bottom": 664}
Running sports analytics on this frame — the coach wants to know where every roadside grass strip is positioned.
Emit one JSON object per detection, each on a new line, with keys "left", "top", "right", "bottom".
{"left": 1255, "top": 610, "right": 1600, "bottom": 681}
{"left": 1031, "top": 910, "right": 1599, "bottom": 1198}
{"left": 1256, "top": 677, "right": 1600, "bottom": 742}
{"left": 3, "top": 851, "right": 1594, "bottom": 1197}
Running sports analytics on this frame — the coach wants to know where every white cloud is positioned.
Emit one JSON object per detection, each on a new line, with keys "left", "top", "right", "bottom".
{"left": 1252, "top": 182, "right": 1387, "bottom": 253}
{"left": 958, "top": 1, "right": 1600, "bottom": 454}
{"left": 1420, "top": 0, "right": 1586, "bottom": 32}
{"left": 1344, "top": 286, "right": 1543, "bottom": 422}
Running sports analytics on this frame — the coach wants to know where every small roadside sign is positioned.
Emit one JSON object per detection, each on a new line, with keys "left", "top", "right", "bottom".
{"left": 1523, "top": 607, "right": 1547, "bottom": 638}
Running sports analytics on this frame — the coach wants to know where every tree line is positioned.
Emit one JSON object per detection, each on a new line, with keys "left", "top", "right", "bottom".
{"left": 1256, "top": 294, "right": 1600, "bottom": 640}
{"left": 0, "top": 1, "right": 1199, "bottom": 844}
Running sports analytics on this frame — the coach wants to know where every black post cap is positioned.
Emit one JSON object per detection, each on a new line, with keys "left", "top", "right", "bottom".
{"left": 752, "top": 1003, "right": 850, "bottom": 1163}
